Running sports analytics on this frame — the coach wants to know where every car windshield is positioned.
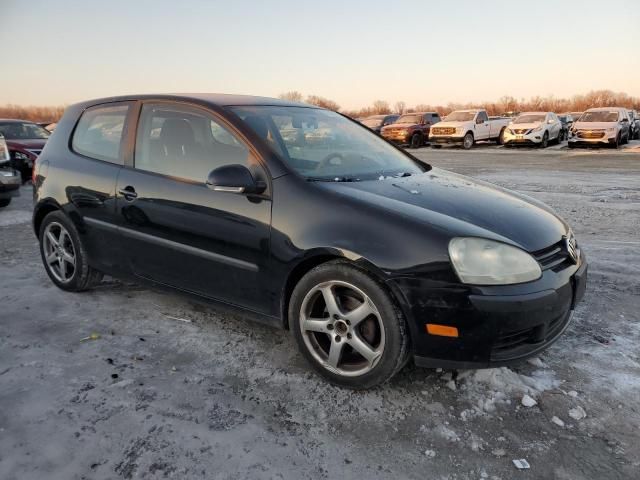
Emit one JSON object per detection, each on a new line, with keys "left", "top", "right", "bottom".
{"left": 231, "top": 106, "right": 429, "bottom": 181}
{"left": 0, "top": 122, "right": 51, "bottom": 140}
{"left": 513, "top": 114, "right": 546, "bottom": 124}
{"left": 361, "top": 117, "right": 384, "bottom": 127}
{"left": 395, "top": 114, "right": 421, "bottom": 124}
{"left": 444, "top": 111, "right": 476, "bottom": 121}
{"left": 578, "top": 111, "right": 619, "bottom": 122}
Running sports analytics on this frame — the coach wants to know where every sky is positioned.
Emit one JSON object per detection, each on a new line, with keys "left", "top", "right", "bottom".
{"left": 2, "top": 0, "right": 639, "bottom": 109}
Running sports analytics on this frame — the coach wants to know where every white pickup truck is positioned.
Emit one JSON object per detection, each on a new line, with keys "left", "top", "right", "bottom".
{"left": 429, "top": 109, "right": 511, "bottom": 149}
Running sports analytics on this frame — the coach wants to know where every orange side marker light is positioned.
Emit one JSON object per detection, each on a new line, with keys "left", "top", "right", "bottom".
{"left": 426, "top": 324, "right": 459, "bottom": 338}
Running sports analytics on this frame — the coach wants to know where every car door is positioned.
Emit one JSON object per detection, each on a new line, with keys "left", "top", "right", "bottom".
{"left": 548, "top": 113, "right": 560, "bottom": 139}
{"left": 475, "top": 111, "right": 490, "bottom": 140}
{"left": 67, "top": 101, "right": 135, "bottom": 273}
{"left": 115, "top": 101, "right": 272, "bottom": 313}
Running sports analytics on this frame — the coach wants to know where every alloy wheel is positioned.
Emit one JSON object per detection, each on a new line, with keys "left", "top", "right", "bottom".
{"left": 463, "top": 133, "right": 473, "bottom": 149}
{"left": 299, "top": 280, "right": 385, "bottom": 377}
{"left": 43, "top": 222, "right": 76, "bottom": 283}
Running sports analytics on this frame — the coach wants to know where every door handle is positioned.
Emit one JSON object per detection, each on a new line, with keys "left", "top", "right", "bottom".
{"left": 118, "top": 187, "right": 138, "bottom": 200}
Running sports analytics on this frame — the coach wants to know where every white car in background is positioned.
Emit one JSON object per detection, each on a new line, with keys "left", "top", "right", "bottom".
{"left": 503, "top": 112, "right": 563, "bottom": 148}
{"left": 429, "top": 109, "right": 510, "bottom": 149}
{"left": 568, "top": 107, "right": 631, "bottom": 148}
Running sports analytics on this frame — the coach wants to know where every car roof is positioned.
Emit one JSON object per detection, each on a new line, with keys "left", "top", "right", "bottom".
{"left": 584, "top": 107, "right": 623, "bottom": 112}
{"left": 0, "top": 118, "right": 36, "bottom": 123}
{"left": 70, "top": 93, "right": 316, "bottom": 110}
{"left": 518, "top": 111, "right": 549, "bottom": 115}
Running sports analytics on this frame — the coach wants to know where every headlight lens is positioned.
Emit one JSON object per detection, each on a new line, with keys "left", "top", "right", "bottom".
{"left": 448, "top": 237, "right": 542, "bottom": 285}
{"left": 532, "top": 126, "right": 543, "bottom": 133}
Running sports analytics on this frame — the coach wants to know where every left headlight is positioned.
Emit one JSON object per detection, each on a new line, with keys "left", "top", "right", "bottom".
{"left": 448, "top": 237, "right": 542, "bottom": 285}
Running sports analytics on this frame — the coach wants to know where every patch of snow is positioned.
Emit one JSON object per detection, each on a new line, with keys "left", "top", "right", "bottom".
{"left": 567, "top": 390, "right": 579, "bottom": 398}
{"left": 424, "top": 449, "right": 436, "bottom": 458}
{"left": 569, "top": 406, "right": 587, "bottom": 420}
{"left": 521, "top": 394, "right": 537, "bottom": 407}
{"left": 0, "top": 210, "right": 31, "bottom": 227}
{"left": 512, "top": 459, "right": 530, "bottom": 470}
{"left": 551, "top": 416, "right": 565, "bottom": 427}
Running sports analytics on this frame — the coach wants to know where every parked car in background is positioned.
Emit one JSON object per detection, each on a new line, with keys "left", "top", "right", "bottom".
{"left": 0, "top": 134, "right": 21, "bottom": 207}
{"left": 0, "top": 119, "right": 51, "bottom": 183}
{"left": 503, "top": 112, "right": 563, "bottom": 148}
{"left": 569, "top": 112, "right": 583, "bottom": 122}
{"left": 32, "top": 93, "right": 587, "bottom": 388}
{"left": 429, "top": 109, "right": 510, "bottom": 149}
{"left": 626, "top": 109, "right": 639, "bottom": 140}
{"left": 360, "top": 114, "right": 399, "bottom": 135}
{"left": 380, "top": 112, "right": 441, "bottom": 148}
{"left": 568, "top": 107, "right": 631, "bottom": 148}
{"left": 557, "top": 114, "right": 574, "bottom": 139}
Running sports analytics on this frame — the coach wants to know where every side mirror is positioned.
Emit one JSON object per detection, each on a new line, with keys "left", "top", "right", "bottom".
{"left": 475, "top": 118, "right": 483, "bottom": 124}
{"left": 206, "top": 164, "right": 266, "bottom": 195}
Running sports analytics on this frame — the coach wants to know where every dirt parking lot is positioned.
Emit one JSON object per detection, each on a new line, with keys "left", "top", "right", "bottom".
{"left": 1, "top": 146, "right": 639, "bottom": 480}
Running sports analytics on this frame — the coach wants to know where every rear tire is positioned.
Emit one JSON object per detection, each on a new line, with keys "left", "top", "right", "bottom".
{"left": 462, "top": 132, "right": 474, "bottom": 149}
{"left": 39, "top": 211, "right": 104, "bottom": 292}
{"left": 289, "top": 260, "right": 409, "bottom": 389}
{"left": 0, "top": 198, "right": 11, "bottom": 208}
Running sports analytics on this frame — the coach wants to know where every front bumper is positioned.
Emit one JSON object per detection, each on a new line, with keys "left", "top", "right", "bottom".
{"left": 389, "top": 251, "right": 588, "bottom": 369}
{"left": 568, "top": 132, "right": 617, "bottom": 146}
{"left": 382, "top": 132, "right": 410, "bottom": 144}
{"left": 503, "top": 130, "right": 545, "bottom": 145}
{"left": 429, "top": 135, "right": 464, "bottom": 145}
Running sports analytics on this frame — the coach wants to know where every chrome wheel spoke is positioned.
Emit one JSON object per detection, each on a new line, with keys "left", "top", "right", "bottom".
{"left": 343, "top": 299, "right": 375, "bottom": 326}
{"left": 327, "top": 340, "right": 344, "bottom": 368}
{"left": 46, "top": 231, "right": 59, "bottom": 247}
{"left": 319, "top": 285, "right": 341, "bottom": 317}
{"left": 46, "top": 252, "right": 58, "bottom": 265}
{"left": 348, "top": 334, "right": 380, "bottom": 364}
{"left": 302, "top": 317, "right": 330, "bottom": 333}
{"left": 61, "top": 250, "right": 75, "bottom": 266}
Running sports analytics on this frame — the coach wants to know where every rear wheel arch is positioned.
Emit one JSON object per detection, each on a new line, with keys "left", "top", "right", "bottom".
{"left": 33, "top": 200, "right": 61, "bottom": 237}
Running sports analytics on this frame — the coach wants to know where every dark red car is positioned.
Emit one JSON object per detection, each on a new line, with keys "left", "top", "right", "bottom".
{"left": 380, "top": 112, "right": 441, "bottom": 148}
{"left": 0, "top": 119, "right": 51, "bottom": 183}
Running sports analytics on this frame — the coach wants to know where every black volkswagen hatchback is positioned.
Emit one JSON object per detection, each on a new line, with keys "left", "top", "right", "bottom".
{"left": 33, "top": 94, "right": 587, "bottom": 389}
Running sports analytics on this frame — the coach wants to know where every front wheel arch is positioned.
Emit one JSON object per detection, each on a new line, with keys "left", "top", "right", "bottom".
{"left": 33, "top": 200, "right": 62, "bottom": 237}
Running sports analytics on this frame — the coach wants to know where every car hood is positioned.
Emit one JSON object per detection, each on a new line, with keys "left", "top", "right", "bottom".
{"left": 317, "top": 168, "right": 567, "bottom": 252}
{"left": 573, "top": 121, "right": 616, "bottom": 130}
{"left": 431, "top": 121, "right": 467, "bottom": 128}
{"left": 509, "top": 122, "right": 543, "bottom": 131}
{"left": 382, "top": 124, "right": 416, "bottom": 131}
{"left": 6, "top": 138, "right": 48, "bottom": 150}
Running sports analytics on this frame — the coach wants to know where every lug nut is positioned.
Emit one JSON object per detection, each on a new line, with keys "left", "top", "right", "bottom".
{"left": 335, "top": 335, "right": 341, "bottom": 342}
{"left": 347, "top": 333, "right": 352, "bottom": 339}
{"left": 333, "top": 314, "right": 339, "bottom": 320}
{"left": 327, "top": 324, "right": 334, "bottom": 330}
{"left": 346, "top": 320, "right": 351, "bottom": 325}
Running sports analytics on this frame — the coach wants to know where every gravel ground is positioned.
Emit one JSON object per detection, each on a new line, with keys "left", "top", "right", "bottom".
{"left": 1, "top": 146, "right": 639, "bottom": 480}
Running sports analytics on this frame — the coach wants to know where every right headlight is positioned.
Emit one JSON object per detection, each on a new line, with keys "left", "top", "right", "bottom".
{"left": 448, "top": 237, "right": 542, "bottom": 285}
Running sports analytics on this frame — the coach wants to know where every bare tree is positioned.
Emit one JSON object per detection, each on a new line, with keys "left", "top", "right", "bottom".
{"left": 371, "top": 100, "right": 391, "bottom": 115}
{"left": 305, "top": 95, "right": 340, "bottom": 111}
{"left": 278, "top": 91, "right": 303, "bottom": 102}
{"left": 394, "top": 101, "right": 406, "bottom": 115}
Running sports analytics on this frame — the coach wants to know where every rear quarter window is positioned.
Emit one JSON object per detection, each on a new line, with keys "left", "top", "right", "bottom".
{"left": 71, "top": 104, "right": 130, "bottom": 164}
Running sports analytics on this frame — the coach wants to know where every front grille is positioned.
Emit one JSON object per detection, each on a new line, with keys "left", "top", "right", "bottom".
{"left": 533, "top": 239, "right": 571, "bottom": 272}
{"left": 432, "top": 127, "right": 456, "bottom": 135}
{"left": 513, "top": 128, "right": 531, "bottom": 135}
{"left": 576, "top": 130, "right": 605, "bottom": 139}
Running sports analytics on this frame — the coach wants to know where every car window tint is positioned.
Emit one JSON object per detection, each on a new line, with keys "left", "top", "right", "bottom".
{"left": 134, "top": 104, "right": 250, "bottom": 183}
{"left": 72, "top": 104, "right": 130, "bottom": 163}
{"left": 478, "top": 111, "right": 489, "bottom": 122}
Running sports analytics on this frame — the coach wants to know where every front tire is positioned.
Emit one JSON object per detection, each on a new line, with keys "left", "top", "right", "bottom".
{"left": 540, "top": 131, "right": 549, "bottom": 148}
{"left": 0, "top": 198, "right": 11, "bottom": 208}
{"left": 39, "top": 211, "right": 104, "bottom": 291}
{"left": 289, "top": 260, "right": 409, "bottom": 389}
{"left": 462, "top": 132, "right": 474, "bottom": 149}
{"left": 497, "top": 127, "right": 506, "bottom": 145}
{"left": 410, "top": 133, "right": 423, "bottom": 149}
